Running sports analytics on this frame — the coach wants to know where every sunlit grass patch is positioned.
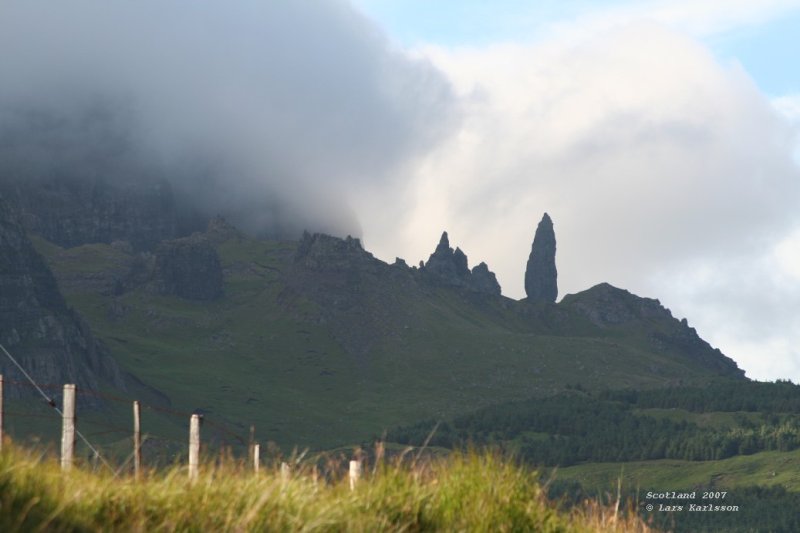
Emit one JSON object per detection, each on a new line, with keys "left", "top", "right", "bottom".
{"left": 0, "top": 442, "right": 653, "bottom": 532}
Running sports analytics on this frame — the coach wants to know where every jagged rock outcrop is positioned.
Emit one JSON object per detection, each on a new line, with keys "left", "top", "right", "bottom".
{"left": 205, "top": 215, "right": 244, "bottom": 246}
{"left": 423, "top": 232, "right": 468, "bottom": 282}
{"left": 561, "top": 283, "right": 672, "bottom": 325}
{"left": 560, "top": 283, "right": 744, "bottom": 378}
{"left": 470, "top": 262, "right": 501, "bottom": 296}
{"left": 525, "top": 213, "right": 557, "bottom": 303}
{"left": 154, "top": 236, "right": 223, "bottom": 300}
{"left": 294, "top": 231, "right": 374, "bottom": 271}
{"left": 0, "top": 196, "right": 125, "bottom": 399}
{"left": 421, "top": 232, "right": 501, "bottom": 295}
{"left": 289, "top": 231, "right": 405, "bottom": 361}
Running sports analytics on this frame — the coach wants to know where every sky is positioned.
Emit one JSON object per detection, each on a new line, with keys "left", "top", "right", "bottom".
{"left": 0, "top": 0, "right": 798, "bottom": 382}
{"left": 351, "top": 0, "right": 800, "bottom": 383}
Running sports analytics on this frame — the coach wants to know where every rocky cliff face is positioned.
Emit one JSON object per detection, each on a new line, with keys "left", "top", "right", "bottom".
{"left": 470, "top": 262, "right": 501, "bottom": 296}
{"left": 524, "top": 213, "right": 558, "bottom": 303}
{"left": 0, "top": 104, "right": 193, "bottom": 251}
{"left": 289, "top": 231, "right": 409, "bottom": 360}
{"left": 560, "top": 283, "right": 745, "bottom": 378}
{"left": 154, "top": 235, "right": 224, "bottom": 301}
{"left": 294, "top": 231, "right": 372, "bottom": 271}
{"left": 421, "top": 232, "right": 501, "bottom": 296}
{"left": 0, "top": 176, "right": 180, "bottom": 251}
{"left": 0, "top": 196, "right": 125, "bottom": 399}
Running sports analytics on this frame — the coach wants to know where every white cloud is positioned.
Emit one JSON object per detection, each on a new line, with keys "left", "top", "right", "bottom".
{"left": 656, "top": 244, "right": 800, "bottom": 381}
{"left": 773, "top": 227, "right": 800, "bottom": 281}
{"left": 359, "top": 20, "right": 800, "bottom": 381}
{"left": 774, "top": 94, "right": 800, "bottom": 120}
{"left": 772, "top": 93, "right": 800, "bottom": 164}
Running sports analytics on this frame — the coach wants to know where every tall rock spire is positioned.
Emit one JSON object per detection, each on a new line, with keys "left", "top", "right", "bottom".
{"left": 524, "top": 213, "right": 557, "bottom": 303}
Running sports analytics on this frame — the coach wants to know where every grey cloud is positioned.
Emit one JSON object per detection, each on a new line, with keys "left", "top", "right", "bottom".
{"left": 0, "top": 0, "right": 458, "bottom": 238}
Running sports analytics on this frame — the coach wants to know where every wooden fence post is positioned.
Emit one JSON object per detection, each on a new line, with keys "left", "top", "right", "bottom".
{"left": 280, "top": 461, "right": 290, "bottom": 482}
{"left": 61, "top": 384, "right": 76, "bottom": 471}
{"left": 0, "top": 375, "right": 4, "bottom": 452}
{"left": 253, "top": 443, "right": 260, "bottom": 474}
{"left": 133, "top": 401, "right": 141, "bottom": 479}
{"left": 349, "top": 459, "right": 362, "bottom": 491}
{"left": 188, "top": 414, "right": 200, "bottom": 481}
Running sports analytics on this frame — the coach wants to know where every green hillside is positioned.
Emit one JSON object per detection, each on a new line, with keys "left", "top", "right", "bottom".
{"left": 26, "top": 227, "right": 743, "bottom": 451}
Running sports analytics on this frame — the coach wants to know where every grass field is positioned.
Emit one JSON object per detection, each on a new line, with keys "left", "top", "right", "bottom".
{"left": 0, "top": 442, "right": 651, "bottom": 532}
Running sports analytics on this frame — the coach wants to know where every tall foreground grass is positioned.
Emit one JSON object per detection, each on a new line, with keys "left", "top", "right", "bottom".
{"left": 0, "top": 443, "right": 652, "bottom": 532}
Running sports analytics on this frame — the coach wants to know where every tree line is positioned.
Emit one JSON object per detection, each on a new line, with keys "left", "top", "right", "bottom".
{"left": 599, "top": 379, "right": 800, "bottom": 413}
{"left": 386, "top": 380, "right": 800, "bottom": 466}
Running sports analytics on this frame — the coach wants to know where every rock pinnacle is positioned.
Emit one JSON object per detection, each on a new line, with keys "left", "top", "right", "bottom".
{"left": 524, "top": 213, "right": 557, "bottom": 303}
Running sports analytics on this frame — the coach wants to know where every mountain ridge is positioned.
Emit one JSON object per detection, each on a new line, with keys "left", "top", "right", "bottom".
{"left": 18, "top": 215, "right": 743, "bottom": 447}
{"left": 0, "top": 178, "right": 744, "bottom": 446}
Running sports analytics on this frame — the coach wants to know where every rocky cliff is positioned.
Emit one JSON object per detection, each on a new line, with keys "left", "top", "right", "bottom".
{"left": 288, "top": 231, "right": 412, "bottom": 360}
{"left": 0, "top": 104, "right": 195, "bottom": 251}
{"left": 0, "top": 195, "right": 125, "bottom": 399}
{"left": 0, "top": 175, "right": 181, "bottom": 251}
{"left": 560, "top": 283, "right": 744, "bottom": 377}
{"left": 154, "top": 235, "right": 224, "bottom": 301}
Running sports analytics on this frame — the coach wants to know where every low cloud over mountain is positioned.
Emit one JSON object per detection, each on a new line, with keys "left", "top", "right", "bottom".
{"left": 0, "top": 0, "right": 458, "bottom": 239}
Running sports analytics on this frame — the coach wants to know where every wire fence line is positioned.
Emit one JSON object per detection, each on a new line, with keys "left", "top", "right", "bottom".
{"left": 3, "top": 378, "right": 248, "bottom": 442}
{"left": 0, "top": 341, "right": 277, "bottom": 479}
{"left": 1, "top": 374, "right": 370, "bottom": 487}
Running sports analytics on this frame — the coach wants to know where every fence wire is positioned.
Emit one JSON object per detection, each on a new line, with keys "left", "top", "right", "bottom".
{"left": 1, "top": 342, "right": 257, "bottom": 474}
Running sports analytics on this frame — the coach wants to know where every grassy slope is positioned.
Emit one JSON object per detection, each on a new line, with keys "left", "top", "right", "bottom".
{"left": 29, "top": 233, "right": 733, "bottom": 451}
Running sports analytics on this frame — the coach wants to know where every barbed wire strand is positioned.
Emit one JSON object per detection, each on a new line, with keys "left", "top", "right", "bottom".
{"left": 4, "top": 411, "right": 62, "bottom": 420}
{"left": 4, "top": 377, "right": 244, "bottom": 430}
{"left": 1, "top": 355, "right": 254, "bottom": 468}
{"left": 1, "top": 379, "right": 61, "bottom": 392}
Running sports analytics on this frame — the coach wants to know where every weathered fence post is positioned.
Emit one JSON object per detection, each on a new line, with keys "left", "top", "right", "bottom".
{"left": 61, "top": 384, "right": 76, "bottom": 471}
{"left": 253, "top": 443, "right": 260, "bottom": 473}
{"left": 133, "top": 401, "right": 141, "bottom": 479}
{"left": 349, "top": 459, "right": 362, "bottom": 491}
{"left": 280, "top": 461, "right": 290, "bottom": 482}
{"left": 188, "top": 414, "right": 200, "bottom": 481}
{"left": 0, "top": 374, "right": 4, "bottom": 452}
